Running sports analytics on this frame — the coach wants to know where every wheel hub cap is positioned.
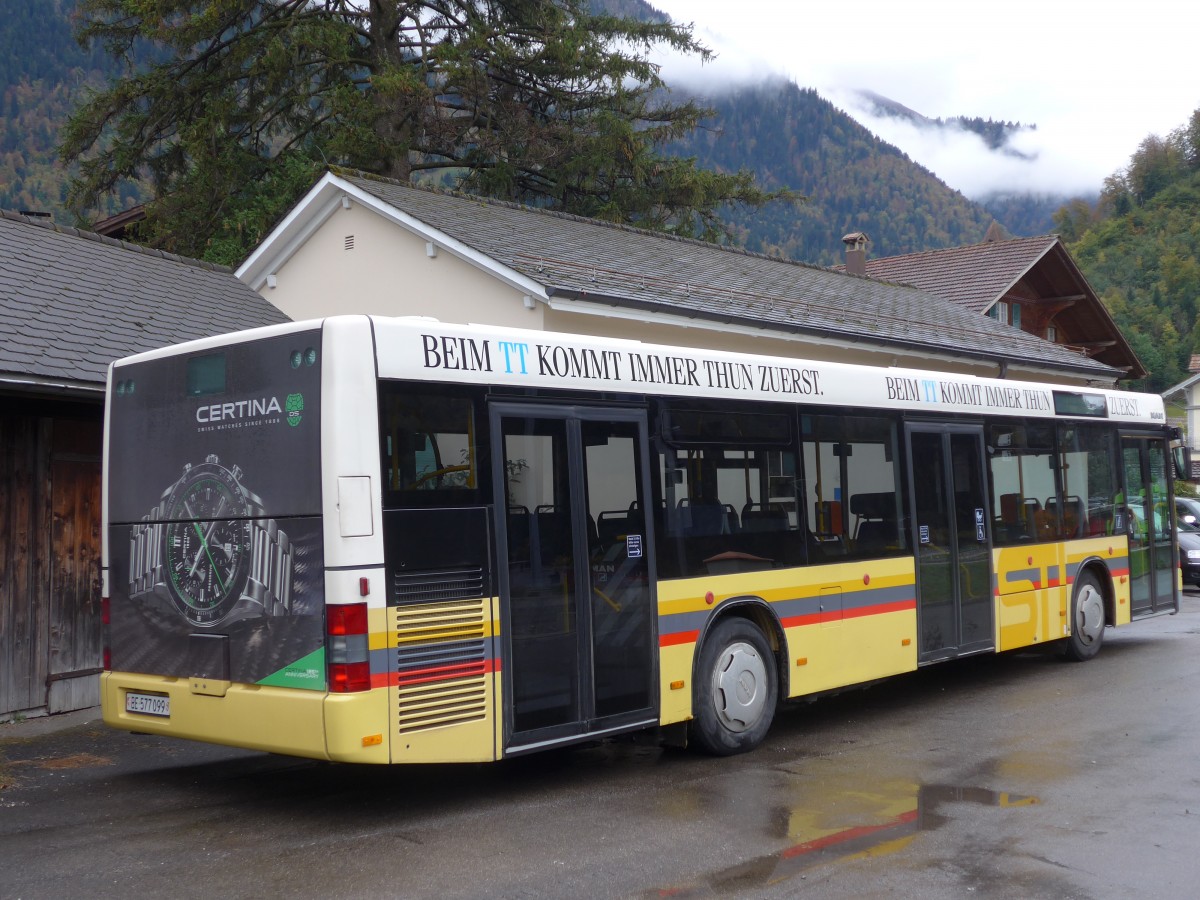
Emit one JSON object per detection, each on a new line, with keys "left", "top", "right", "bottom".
{"left": 713, "top": 641, "right": 767, "bottom": 732}
{"left": 1077, "top": 586, "right": 1104, "bottom": 645}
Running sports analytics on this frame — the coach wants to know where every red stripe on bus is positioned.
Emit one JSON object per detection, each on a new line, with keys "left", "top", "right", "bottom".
{"left": 371, "top": 659, "right": 499, "bottom": 690}
{"left": 660, "top": 630, "right": 700, "bottom": 648}
{"left": 781, "top": 598, "right": 915, "bottom": 629}
{"left": 779, "top": 611, "right": 827, "bottom": 628}
{"left": 842, "top": 598, "right": 916, "bottom": 619}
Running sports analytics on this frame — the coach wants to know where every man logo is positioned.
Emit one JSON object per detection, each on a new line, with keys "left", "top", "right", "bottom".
{"left": 286, "top": 393, "right": 304, "bottom": 427}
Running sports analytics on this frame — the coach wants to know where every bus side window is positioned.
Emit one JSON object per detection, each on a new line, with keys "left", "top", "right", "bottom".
{"left": 988, "top": 422, "right": 1057, "bottom": 545}
{"left": 653, "top": 404, "right": 800, "bottom": 578}
{"left": 379, "top": 384, "right": 483, "bottom": 506}
{"left": 1057, "top": 423, "right": 1118, "bottom": 539}
{"left": 801, "top": 414, "right": 904, "bottom": 561}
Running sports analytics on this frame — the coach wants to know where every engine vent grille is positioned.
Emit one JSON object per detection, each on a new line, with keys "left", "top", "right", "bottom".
{"left": 392, "top": 566, "right": 485, "bottom": 606}
{"left": 393, "top": 597, "right": 490, "bottom": 734}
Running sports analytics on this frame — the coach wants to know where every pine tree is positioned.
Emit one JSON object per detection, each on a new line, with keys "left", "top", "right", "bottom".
{"left": 61, "top": 0, "right": 789, "bottom": 263}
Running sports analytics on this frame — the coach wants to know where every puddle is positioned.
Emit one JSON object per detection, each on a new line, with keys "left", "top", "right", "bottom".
{"left": 651, "top": 783, "right": 1038, "bottom": 896}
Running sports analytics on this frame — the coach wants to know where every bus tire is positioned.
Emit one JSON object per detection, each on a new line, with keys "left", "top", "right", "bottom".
{"left": 1062, "top": 571, "right": 1106, "bottom": 662}
{"left": 690, "top": 618, "right": 777, "bottom": 755}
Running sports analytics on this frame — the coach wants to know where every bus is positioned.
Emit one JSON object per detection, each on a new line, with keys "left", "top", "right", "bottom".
{"left": 101, "top": 315, "right": 1182, "bottom": 761}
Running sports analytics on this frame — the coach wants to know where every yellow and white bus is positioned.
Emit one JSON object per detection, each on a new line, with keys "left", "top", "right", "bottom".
{"left": 101, "top": 316, "right": 1182, "bottom": 761}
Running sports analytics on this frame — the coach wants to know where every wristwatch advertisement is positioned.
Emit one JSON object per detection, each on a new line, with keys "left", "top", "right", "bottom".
{"left": 107, "top": 329, "right": 326, "bottom": 690}
{"left": 129, "top": 454, "right": 294, "bottom": 628}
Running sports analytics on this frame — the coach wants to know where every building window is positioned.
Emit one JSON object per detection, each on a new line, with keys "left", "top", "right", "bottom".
{"left": 988, "top": 301, "right": 1023, "bottom": 328}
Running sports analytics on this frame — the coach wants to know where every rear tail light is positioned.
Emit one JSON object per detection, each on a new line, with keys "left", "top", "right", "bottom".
{"left": 327, "top": 602, "right": 370, "bottom": 693}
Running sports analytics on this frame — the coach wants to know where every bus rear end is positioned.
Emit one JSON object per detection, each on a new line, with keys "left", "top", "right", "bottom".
{"left": 101, "top": 319, "right": 387, "bottom": 761}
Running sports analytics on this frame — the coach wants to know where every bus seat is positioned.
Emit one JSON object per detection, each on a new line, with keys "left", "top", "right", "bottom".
{"left": 1034, "top": 508, "right": 1056, "bottom": 541}
{"left": 849, "top": 492, "right": 895, "bottom": 520}
{"left": 1048, "top": 495, "right": 1087, "bottom": 538}
{"left": 597, "top": 509, "right": 639, "bottom": 546}
{"left": 999, "top": 493, "right": 1020, "bottom": 525}
{"left": 741, "top": 502, "right": 788, "bottom": 533}
{"left": 678, "top": 498, "right": 737, "bottom": 536}
{"left": 855, "top": 519, "right": 896, "bottom": 555}
{"left": 535, "top": 504, "right": 572, "bottom": 562}
{"left": 506, "top": 506, "right": 531, "bottom": 563}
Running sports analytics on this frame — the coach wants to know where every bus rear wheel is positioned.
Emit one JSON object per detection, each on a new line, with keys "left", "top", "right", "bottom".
{"left": 690, "top": 618, "right": 777, "bottom": 755}
{"left": 1062, "top": 571, "right": 1106, "bottom": 661}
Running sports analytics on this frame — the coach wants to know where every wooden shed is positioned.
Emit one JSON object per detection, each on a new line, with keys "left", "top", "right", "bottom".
{"left": 0, "top": 211, "right": 287, "bottom": 720}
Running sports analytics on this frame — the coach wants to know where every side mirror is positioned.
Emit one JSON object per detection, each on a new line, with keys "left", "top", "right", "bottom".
{"left": 1173, "top": 444, "right": 1192, "bottom": 482}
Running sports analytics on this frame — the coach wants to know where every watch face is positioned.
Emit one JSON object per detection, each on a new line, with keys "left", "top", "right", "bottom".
{"left": 162, "top": 462, "right": 255, "bottom": 625}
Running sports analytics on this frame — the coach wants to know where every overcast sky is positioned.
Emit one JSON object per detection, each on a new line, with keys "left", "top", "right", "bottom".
{"left": 650, "top": 0, "right": 1199, "bottom": 199}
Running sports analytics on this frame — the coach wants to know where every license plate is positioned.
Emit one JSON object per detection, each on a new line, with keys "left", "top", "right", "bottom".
{"left": 125, "top": 692, "right": 170, "bottom": 717}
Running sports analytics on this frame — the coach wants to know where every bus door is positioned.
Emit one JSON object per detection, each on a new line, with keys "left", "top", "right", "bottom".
{"left": 906, "top": 424, "right": 994, "bottom": 662}
{"left": 491, "top": 405, "right": 658, "bottom": 751}
{"left": 1121, "top": 436, "right": 1177, "bottom": 616}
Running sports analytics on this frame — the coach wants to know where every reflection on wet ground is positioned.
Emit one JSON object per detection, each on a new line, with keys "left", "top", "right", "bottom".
{"left": 651, "top": 782, "right": 1038, "bottom": 897}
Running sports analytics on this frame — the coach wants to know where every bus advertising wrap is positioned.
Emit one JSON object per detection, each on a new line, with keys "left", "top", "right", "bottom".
{"left": 106, "top": 329, "right": 326, "bottom": 690}
{"left": 371, "top": 321, "right": 1166, "bottom": 426}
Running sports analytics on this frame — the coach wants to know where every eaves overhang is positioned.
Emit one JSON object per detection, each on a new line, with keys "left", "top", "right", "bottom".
{"left": 0, "top": 373, "right": 105, "bottom": 400}
{"left": 546, "top": 287, "right": 1123, "bottom": 384}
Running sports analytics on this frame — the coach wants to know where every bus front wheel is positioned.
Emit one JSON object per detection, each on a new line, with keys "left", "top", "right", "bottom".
{"left": 690, "top": 618, "right": 777, "bottom": 755}
{"left": 1062, "top": 571, "right": 1106, "bottom": 662}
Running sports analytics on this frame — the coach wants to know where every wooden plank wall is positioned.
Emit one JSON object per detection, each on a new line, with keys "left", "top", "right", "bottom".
{"left": 0, "top": 412, "right": 49, "bottom": 716}
{"left": 1, "top": 405, "right": 102, "bottom": 718}
{"left": 48, "top": 418, "right": 102, "bottom": 713}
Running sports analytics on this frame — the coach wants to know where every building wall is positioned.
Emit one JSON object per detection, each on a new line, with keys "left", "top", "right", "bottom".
{"left": 264, "top": 202, "right": 545, "bottom": 330}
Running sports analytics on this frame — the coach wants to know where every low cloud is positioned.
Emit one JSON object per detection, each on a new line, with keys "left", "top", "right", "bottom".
{"left": 650, "top": 0, "right": 1197, "bottom": 205}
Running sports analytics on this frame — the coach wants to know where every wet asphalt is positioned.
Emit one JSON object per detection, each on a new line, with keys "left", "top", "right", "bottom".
{"left": 4, "top": 591, "right": 1200, "bottom": 899}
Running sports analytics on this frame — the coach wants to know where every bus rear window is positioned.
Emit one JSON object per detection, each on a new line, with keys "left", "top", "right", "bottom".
{"left": 379, "top": 385, "right": 483, "bottom": 506}
{"left": 187, "top": 353, "right": 226, "bottom": 396}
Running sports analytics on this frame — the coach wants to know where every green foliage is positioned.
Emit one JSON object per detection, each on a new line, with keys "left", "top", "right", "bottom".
{"left": 667, "top": 81, "right": 997, "bottom": 263}
{"left": 1065, "top": 109, "right": 1200, "bottom": 392}
{"left": 61, "top": 0, "right": 790, "bottom": 263}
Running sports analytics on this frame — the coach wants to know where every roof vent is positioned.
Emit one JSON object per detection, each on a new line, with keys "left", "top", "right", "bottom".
{"left": 344, "top": 235, "right": 355, "bottom": 251}
{"left": 842, "top": 232, "right": 870, "bottom": 276}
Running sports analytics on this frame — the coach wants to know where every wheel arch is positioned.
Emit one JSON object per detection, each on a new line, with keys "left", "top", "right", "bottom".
{"left": 693, "top": 596, "right": 789, "bottom": 700}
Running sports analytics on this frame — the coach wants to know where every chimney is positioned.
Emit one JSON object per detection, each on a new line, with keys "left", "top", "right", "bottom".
{"left": 842, "top": 232, "right": 870, "bottom": 276}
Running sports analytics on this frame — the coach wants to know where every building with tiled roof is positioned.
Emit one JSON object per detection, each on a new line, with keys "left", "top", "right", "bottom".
{"left": 835, "top": 232, "right": 1144, "bottom": 381}
{"left": 1, "top": 210, "right": 288, "bottom": 397}
{"left": 0, "top": 211, "right": 287, "bottom": 720}
{"left": 239, "top": 170, "right": 1122, "bottom": 386}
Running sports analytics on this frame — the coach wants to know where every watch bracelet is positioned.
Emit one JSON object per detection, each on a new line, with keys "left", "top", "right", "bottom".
{"left": 246, "top": 518, "right": 294, "bottom": 616}
{"left": 128, "top": 507, "right": 294, "bottom": 618}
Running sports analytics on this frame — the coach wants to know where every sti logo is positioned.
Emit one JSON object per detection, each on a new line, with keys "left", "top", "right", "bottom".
{"left": 286, "top": 393, "right": 305, "bottom": 427}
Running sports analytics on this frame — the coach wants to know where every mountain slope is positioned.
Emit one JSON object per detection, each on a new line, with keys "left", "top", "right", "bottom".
{"left": 0, "top": 0, "right": 146, "bottom": 218}
{"left": 3, "top": 0, "right": 1050, "bottom": 257}
{"left": 673, "top": 80, "right": 997, "bottom": 264}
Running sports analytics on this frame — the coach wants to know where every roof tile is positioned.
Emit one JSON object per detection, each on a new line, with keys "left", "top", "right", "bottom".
{"left": 0, "top": 212, "right": 289, "bottom": 389}
{"left": 342, "top": 173, "right": 1115, "bottom": 379}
